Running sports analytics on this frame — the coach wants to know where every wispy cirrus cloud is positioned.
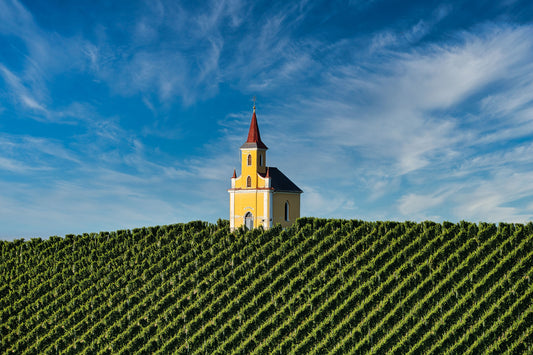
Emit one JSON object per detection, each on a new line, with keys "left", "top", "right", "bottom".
{"left": 0, "top": 0, "right": 94, "bottom": 122}
{"left": 370, "top": 4, "right": 452, "bottom": 52}
{"left": 85, "top": 0, "right": 246, "bottom": 106}
{"left": 0, "top": 134, "right": 81, "bottom": 178}
{"left": 247, "top": 22, "right": 533, "bottom": 222}
{"left": 82, "top": 0, "right": 321, "bottom": 106}
{"left": 0, "top": 64, "right": 50, "bottom": 116}
{"left": 455, "top": 172, "right": 533, "bottom": 222}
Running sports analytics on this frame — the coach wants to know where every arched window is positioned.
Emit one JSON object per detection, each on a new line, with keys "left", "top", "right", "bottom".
{"left": 284, "top": 201, "right": 290, "bottom": 221}
{"left": 259, "top": 154, "right": 263, "bottom": 166}
{"left": 247, "top": 154, "right": 252, "bottom": 166}
{"left": 244, "top": 212, "right": 253, "bottom": 230}
{"left": 247, "top": 176, "right": 252, "bottom": 188}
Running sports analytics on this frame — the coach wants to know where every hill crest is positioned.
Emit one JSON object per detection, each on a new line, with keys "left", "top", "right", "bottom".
{"left": 1, "top": 218, "right": 532, "bottom": 353}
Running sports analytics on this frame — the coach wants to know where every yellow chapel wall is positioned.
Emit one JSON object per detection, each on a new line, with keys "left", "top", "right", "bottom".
{"left": 232, "top": 190, "right": 269, "bottom": 229}
{"left": 272, "top": 192, "right": 300, "bottom": 228}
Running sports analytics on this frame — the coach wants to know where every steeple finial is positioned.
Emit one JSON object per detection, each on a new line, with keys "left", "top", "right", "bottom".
{"left": 253, "top": 96, "right": 256, "bottom": 113}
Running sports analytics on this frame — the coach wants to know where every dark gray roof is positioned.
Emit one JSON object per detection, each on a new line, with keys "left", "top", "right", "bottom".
{"left": 240, "top": 142, "right": 268, "bottom": 149}
{"left": 262, "top": 167, "right": 303, "bottom": 193}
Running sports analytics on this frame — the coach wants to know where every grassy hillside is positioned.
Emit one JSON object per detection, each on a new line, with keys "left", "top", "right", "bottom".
{"left": 1, "top": 219, "right": 532, "bottom": 354}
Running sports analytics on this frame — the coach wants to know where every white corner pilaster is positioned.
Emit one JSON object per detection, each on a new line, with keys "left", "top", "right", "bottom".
{"left": 263, "top": 191, "right": 268, "bottom": 229}
{"left": 269, "top": 191, "right": 273, "bottom": 229}
{"left": 229, "top": 191, "right": 235, "bottom": 231}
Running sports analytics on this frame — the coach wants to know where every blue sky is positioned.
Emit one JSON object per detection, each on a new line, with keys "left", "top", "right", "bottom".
{"left": 1, "top": 0, "right": 533, "bottom": 239}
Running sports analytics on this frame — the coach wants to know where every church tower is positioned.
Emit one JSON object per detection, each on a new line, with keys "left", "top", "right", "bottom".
{"left": 228, "top": 103, "right": 303, "bottom": 231}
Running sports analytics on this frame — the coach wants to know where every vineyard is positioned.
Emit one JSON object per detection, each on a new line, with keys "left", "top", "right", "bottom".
{"left": 1, "top": 219, "right": 532, "bottom": 354}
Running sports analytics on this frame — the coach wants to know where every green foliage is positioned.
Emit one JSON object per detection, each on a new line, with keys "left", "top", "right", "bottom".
{"left": 1, "top": 219, "right": 532, "bottom": 354}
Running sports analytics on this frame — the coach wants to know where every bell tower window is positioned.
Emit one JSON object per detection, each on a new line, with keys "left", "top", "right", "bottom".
{"left": 247, "top": 176, "right": 252, "bottom": 188}
{"left": 285, "top": 201, "right": 290, "bottom": 221}
{"left": 247, "top": 154, "right": 252, "bottom": 166}
{"left": 259, "top": 154, "right": 263, "bottom": 166}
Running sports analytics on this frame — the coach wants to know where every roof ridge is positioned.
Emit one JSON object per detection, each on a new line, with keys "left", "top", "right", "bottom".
{"left": 263, "top": 167, "right": 303, "bottom": 193}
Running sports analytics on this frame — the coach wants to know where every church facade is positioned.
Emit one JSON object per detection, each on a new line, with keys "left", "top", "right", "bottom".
{"left": 228, "top": 105, "right": 303, "bottom": 231}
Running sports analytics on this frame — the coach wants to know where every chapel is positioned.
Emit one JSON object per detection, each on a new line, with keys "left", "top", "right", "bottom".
{"left": 228, "top": 104, "right": 303, "bottom": 231}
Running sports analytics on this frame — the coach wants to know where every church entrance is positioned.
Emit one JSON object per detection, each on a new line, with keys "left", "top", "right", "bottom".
{"left": 244, "top": 212, "right": 254, "bottom": 230}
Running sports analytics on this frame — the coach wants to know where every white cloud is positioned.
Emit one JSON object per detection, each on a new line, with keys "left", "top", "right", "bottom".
{"left": 0, "top": 1, "right": 95, "bottom": 122}
{"left": 369, "top": 4, "right": 452, "bottom": 52}
{"left": 0, "top": 131, "right": 232, "bottom": 238}
{"left": 0, "top": 64, "right": 49, "bottom": 116}
{"left": 21, "top": 95, "right": 46, "bottom": 112}
{"left": 0, "top": 156, "right": 40, "bottom": 173}
{"left": 0, "top": 0, "right": 35, "bottom": 38}
{"left": 301, "top": 185, "right": 346, "bottom": 217}
{"left": 0, "top": 178, "right": 187, "bottom": 238}
{"left": 458, "top": 142, "right": 533, "bottom": 175}
{"left": 452, "top": 170, "right": 533, "bottom": 222}
{"left": 290, "top": 23, "right": 533, "bottom": 172}
{"left": 398, "top": 191, "right": 449, "bottom": 217}
{"left": 82, "top": 0, "right": 248, "bottom": 105}
{"left": 379, "top": 27, "right": 532, "bottom": 112}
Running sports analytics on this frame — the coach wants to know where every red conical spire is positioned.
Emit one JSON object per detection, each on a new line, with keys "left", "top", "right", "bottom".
{"left": 241, "top": 103, "right": 268, "bottom": 149}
